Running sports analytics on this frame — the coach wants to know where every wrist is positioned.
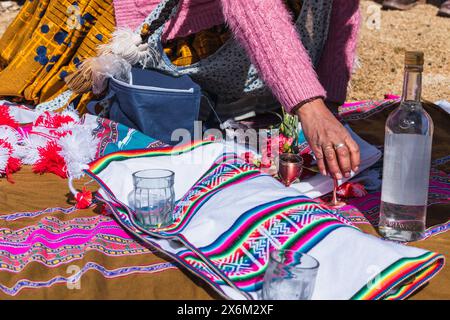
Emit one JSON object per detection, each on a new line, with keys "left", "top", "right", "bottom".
{"left": 295, "top": 98, "right": 327, "bottom": 121}
{"left": 289, "top": 97, "right": 324, "bottom": 115}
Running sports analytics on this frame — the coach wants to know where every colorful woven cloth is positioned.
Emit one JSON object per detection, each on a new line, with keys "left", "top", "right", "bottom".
{"left": 0, "top": 168, "right": 205, "bottom": 299}
{"left": 0, "top": 97, "right": 448, "bottom": 299}
{"left": 86, "top": 141, "right": 445, "bottom": 300}
{"left": 0, "top": 0, "right": 115, "bottom": 113}
{"left": 83, "top": 114, "right": 167, "bottom": 158}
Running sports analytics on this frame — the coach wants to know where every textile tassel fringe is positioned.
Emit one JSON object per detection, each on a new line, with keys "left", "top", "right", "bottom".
{"left": 0, "top": 106, "right": 19, "bottom": 129}
{"left": 15, "top": 134, "right": 46, "bottom": 165}
{"left": 0, "top": 125, "right": 21, "bottom": 147}
{"left": 65, "top": 58, "right": 95, "bottom": 94}
{"left": 0, "top": 146, "right": 8, "bottom": 174}
{"left": 34, "top": 111, "right": 78, "bottom": 128}
{"left": 4, "top": 157, "right": 21, "bottom": 183}
{"left": 75, "top": 187, "right": 93, "bottom": 209}
{"left": 0, "top": 139, "right": 21, "bottom": 183}
{"left": 58, "top": 126, "right": 99, "bottom": 179}
{"left": 33, "top": 141, "right": 67, "bottom": 179}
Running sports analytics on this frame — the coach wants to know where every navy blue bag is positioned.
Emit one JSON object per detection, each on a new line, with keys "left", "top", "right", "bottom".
{"left": 89, "top": 67, "right": 201, "bottom": 145}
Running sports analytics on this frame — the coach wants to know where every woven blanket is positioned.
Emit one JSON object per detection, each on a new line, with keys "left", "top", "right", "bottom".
{"left": 85, "top": 141, "right": 445, "bottom": 300}
{"left": 0, "top": 97, "right": 448, "bottom": 299}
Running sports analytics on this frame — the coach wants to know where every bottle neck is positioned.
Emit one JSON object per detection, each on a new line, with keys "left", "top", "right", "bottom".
{"left": 401, "top": 66, "right": 422, "bottom": 103}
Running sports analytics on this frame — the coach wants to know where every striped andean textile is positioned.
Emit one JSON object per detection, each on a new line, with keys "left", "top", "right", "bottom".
{"left": 86, "top": 138, "right": 445, "bottom": 300}
{"left": 0, "top": 98, "right": 448, "bottom": 299}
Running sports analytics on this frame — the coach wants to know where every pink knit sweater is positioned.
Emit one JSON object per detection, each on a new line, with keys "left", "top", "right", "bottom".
{"left": 113, "top": 0, "right": 361, "bottom": 112}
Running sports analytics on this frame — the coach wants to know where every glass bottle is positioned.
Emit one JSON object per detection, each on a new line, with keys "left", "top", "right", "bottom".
{"left": 379, "top": 51, "right": 434, "bottom": 242}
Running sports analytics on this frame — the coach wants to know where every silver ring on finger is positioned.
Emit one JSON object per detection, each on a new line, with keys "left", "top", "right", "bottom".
{"left": 334, "top": 143, "right": 346, "bottom": 150}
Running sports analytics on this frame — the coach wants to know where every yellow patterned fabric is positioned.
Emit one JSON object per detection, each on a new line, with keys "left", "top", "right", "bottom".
{"left": 0, "top": 0, "right": 115, "bottom": 113}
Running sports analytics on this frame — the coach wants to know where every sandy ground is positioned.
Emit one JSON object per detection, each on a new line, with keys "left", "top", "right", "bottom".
{"left": 350, "top": 1, "right": 450, "bottom": 102}
{"left": 0, "top": 0, "right": 448, "bottom": 102}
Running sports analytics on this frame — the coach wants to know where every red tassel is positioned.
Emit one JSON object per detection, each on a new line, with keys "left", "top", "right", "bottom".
{"left": 0, "top": 138, "right": 22, "bottom": 183}
{"left": 34, "top": 111, "right": 76, "bottom": 129}
{"left": 32, "top": 141, "right": 67, "bottom": 179}
{"left": 75, "top": 187, "right": 93, "bottom": 209}
{"left": 0, "top": 105, "right": 19, "bottom": 129}
{"left": 5, "top": 157, "right": 22, "bottom": 183}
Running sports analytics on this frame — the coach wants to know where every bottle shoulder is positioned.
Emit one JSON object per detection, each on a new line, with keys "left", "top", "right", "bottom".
{"left": 386, "top": 102, "right": 433, "bottom": 136}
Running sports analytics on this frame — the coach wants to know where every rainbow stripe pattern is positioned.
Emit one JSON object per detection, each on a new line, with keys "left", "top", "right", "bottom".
{"left": 178, "top": 197, "right": 354, "bottom": 292}
{"left": 86, "top": 141, "right": 445, "bottom": 300}
{"left": 88, "top": 140, "right": 213, "bottom": 175}
{"left": 351, "top": 252, "right": 444, "bottom": 300}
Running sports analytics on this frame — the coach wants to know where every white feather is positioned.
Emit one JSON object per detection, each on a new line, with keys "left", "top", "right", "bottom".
{"left": 89, "top": 54, "right": 132, "bottom": 95}
{"left": 58, "top": 125, "right": 99, "bottom": 179}
{"left": 98, "top": 28, "right": 159, "bottom": 67}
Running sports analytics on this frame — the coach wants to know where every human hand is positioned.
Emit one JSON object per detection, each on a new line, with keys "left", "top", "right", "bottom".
{"left": 296, "top": 99, "right": 360, "bottom": 179}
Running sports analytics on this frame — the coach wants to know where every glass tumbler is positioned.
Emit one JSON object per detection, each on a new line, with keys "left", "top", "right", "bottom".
{"left": 262, "top": 250, "right": 319, "bottom": 300}
{"left": 132, "top": 169, "right": 175, "bottom": 229}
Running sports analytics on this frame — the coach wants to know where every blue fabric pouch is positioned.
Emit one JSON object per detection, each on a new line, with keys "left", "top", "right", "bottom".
{"left": 89, "top": 67, "right": 201, "bottom": 145}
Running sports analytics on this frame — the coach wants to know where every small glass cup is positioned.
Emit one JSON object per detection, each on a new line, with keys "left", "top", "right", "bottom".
{"left": 132, "top": 169, "right": 175, "bottom": 229}
{"left": 262, "top": 250, "right": 319, "bottom": 300}
{"left": 278, "top": 153, "right": 303, "bottom": 187}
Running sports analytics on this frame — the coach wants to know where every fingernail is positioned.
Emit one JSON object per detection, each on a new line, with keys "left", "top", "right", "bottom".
{"left": 354, "top": 166, "right": 359, "bottom": 172}
{"left": 321, "top": 170, "right": 327, "bottom": 176}
{"left": 344, "top": 172, "right": 351, "bottom": 178}
{"left": 336, "top": 173, "right": 343, "bottom": 180}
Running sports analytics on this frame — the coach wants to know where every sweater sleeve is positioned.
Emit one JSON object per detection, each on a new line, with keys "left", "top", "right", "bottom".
{"left": 316, "top": 0, "right": 361, "bottom": 105}
{"left": 220, "top": 0, "right": 326, "bottom": 113}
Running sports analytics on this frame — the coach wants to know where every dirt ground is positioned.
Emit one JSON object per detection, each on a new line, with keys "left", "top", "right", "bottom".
{"left": 350, "top": 1, "right": 450, "bottom": 102}
{"left": 0, "top": 0, "right": 448, "bottom": 102}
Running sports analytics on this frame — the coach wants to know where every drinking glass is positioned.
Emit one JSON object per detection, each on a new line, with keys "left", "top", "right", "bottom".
{"left": 132, "top": 169, "right": 175, "bottom": 229}
{"left": 262, "top": 250, "right": 319, "bottom": 300}
{"left": 278, "top": 153, "right": 303, "bottom": 187}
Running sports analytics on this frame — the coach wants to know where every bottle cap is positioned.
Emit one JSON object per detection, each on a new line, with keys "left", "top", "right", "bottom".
{"left": 405, "top": 51, "right": 424, "bottom": 66}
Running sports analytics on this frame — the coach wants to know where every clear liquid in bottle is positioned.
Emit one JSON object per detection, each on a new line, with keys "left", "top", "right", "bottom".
{"left": 379, "top": 52, "right": 433, "bottom": 242}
